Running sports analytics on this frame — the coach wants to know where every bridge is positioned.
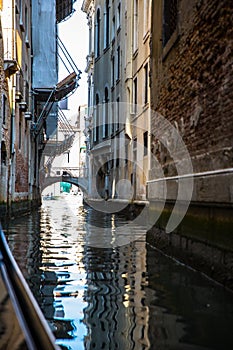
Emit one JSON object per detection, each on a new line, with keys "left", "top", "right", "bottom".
{"left": 40, "top": 167, "right": 88, "bottom": 194}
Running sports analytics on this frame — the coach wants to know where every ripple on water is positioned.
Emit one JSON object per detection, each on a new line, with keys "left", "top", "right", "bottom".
{"left": 2, "top": 197, "right": 233, "bottom": 350}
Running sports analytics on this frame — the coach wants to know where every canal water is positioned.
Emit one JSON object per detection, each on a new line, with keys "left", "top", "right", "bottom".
{"left": 2, "top": 195, "right": 233, "bottom": 350}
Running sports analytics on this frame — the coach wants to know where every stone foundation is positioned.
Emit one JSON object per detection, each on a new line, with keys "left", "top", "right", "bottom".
{"left": 147, "top": 201, "right": 233, "bottom": 291}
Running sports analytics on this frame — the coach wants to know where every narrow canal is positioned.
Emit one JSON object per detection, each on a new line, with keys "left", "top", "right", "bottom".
{"left": 2, "top": 195, "right": 233, "bottom": 350}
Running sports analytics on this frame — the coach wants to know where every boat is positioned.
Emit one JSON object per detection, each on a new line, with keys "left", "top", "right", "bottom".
{"left": 42, "top": 194, "right": 56, "bottom": 200}
{"left": 0, "top": 226, "right": 60, "bottom": 350}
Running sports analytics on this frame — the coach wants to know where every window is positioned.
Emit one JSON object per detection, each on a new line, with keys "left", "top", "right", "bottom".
{"left": 89, "top": 25, "right": 92, "bottom": 53}
{"left": 133, "top": 77, "right": 137, "bottom": 113}
{"left": 116, "top": 97, "right": 120, "bottom": 131}
{"left": 117, "top": 46, "right": 120, "bottom": 81}
{"left": 163, "top": 0, "right": 178, "bottom": 47}
{"left": 133, "top": 138, "right": 137, "bottom": 163}
{"left": 144, "top": 63, "right": 148, "bottom": 105}
{"left": 133, "top": 0, "right": 138, "bottom": 52}
{"left": 112, "top": 16, "right": 115, "bottom": 41}
{"left": 1, "top": 142, "right": 7, "bottom": 166}
{"left": 88, "top": 77, "right": 91, "bottom": 107}
{"left": 111, "top": 56, "right": 115, "bottom": 86}
{"left": 94, "top": 94, "right": 100, "bottom": 142}
{"left": 111, "top": 101, "right": 115, "bottom": 134}
{"left": 143, "top": 131, "right": 148, "bottom": 156}
{"left": 25, "top": 5, "right": 29, "bottom": 44}
{"left": 67, "top": 151, "right": 70, "bottom": 163}
{"left": 19, "top": 115, "right": 22, "bottom": 150}
{"left": 143, "top": 0, "right": 149, "bottom": 34}
{"left": 2, "top": 94, "right": 7, "bottom": 125}
{"left": 104, "top": 0, "right": 110, "bottom": 48}
{"left": 117, "top": 2, "right": 121, "bottom": 29}
{"left": 95, "top": 9, "right": 101, "bottom": 57}
{"left": 25, "top": 80, "right": 29, "bottom": 107}
{"left": 103, "top": 87, "right": 109, "bottom": 138}
{"left": 19, "top": 0, "right": 25, "bottom": 32}
{"left": 24, "top": 126, "right": 27, "bottom": 156}
{"left": 19, "top": 0, "right": 24, "bottom": 28}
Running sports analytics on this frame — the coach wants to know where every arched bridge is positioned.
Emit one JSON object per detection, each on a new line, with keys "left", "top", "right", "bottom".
{"left": 62, "top": 174, "right": 88, "bottom": 193}
{"left": 40, "top": 167, "right": 88, "bottom": 194}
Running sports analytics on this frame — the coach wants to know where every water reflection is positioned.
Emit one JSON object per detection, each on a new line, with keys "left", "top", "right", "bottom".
{"left": 2, "top": 195, "right": 233, "bottom": 350}
{"left": 83, "top": 242, "right": 150, "bottom": 349}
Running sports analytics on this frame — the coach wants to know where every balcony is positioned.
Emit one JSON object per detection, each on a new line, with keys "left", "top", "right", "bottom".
{"left": 33, "top": 72, "right": 78, "bottom": 103}
{"left": 3, "top": 27, "right": 19, "bottom": 77}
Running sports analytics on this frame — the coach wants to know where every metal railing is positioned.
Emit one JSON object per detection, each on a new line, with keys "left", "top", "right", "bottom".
{"left": 57, "top": 35, "right": 81, "bottom": 95}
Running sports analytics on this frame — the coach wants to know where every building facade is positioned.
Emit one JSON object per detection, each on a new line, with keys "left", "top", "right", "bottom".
{"left": 0, "top": 14, "right": 10, "bottom": 206}
{"left": 125, "top": 0, "right": 151, "bottom": 201}
{"left": 0, "top": 0, "right": 79, "bottom": 218}
{"left": 81, "top": 0, "right": 233, "bottom": 286}
{"left": 0, "top": 0, "right": 36, "bottom": 217}
{"left": 82, "top": 0, "right": 151, "bottom": 202}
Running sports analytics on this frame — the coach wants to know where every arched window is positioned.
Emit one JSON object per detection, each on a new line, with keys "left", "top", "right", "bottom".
{"left": 104, "top": 0, "right": 110, "bottom": 48}
{"left": 95, "top": 9, "right": 101, "bottom": 57}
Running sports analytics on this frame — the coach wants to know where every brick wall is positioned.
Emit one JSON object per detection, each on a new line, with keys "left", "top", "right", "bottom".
{"left": 15, "top": 150, "right": 29, "bottom": 193}
{"left": 150, "top": 0, "right": 233, "bottom": 178}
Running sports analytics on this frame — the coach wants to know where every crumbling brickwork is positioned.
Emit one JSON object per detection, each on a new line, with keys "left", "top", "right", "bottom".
{"left": 150, "top": 0, "right": 233, "bottom": 184}
{"left": 15, "top": 151, "right": 29, "bottom": 193}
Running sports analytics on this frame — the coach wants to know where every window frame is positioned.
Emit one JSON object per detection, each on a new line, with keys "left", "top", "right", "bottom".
{"left": 95, "top": 8, "right": 101, "bottom": 58}
{"left": 104, "top": 0, "right": 110, "bottom": 48}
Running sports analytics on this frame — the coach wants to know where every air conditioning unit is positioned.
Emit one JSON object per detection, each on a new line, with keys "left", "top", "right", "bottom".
{"left": 19, "top": 101, "right": 27, "bottom": 111}
{"left": 24, "top": 112, "right": 32, "bottom": 120}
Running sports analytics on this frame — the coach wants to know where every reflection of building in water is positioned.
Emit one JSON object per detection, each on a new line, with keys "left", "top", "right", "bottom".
{"left": 82, "top": 208, "right": 189, "bottom": 349}
{"left": 121, "top": 241, "right": 150, "bottom": 348}
{"left": 4, "top": 210, "right": 43, "bottom": 301}
{"left": 82, "top": 210, "right": 150, "bottom": 349}
{"left": 146, "top": 248, "right": 190, "bottom": 349}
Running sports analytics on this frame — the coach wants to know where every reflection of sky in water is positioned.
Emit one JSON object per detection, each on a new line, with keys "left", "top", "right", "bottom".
{"left": 40, "top": 196, "right": 88, "bottom": 349}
